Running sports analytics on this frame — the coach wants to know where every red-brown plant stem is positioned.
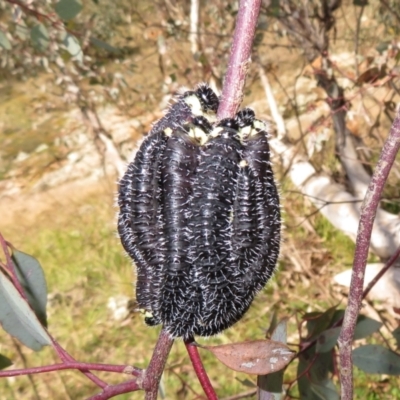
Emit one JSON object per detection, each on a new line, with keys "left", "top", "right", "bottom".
{"left": 87, "top": 379, "right": 140, "bottom": 400}
{"left": 186, "top": 342, "right": 218, "bottom": 400}
{"left": 143, "top": 328, "right": 174, "bottom": 400}
{"left": 362, "top": 245, "right": 400, "bottom": 299}
{"left": 217, "top": 0, "right": 262, "bottom": 120}
{"left": 338, "top": 107, "right": 400, "bottom": 400}
{"left": 0, "top": 362, "right": 141, "bottom": 378}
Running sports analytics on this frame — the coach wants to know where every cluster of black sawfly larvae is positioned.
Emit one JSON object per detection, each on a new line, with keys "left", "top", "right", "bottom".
{"left": 118, "top": 84, "right": 281, "bottom": 340}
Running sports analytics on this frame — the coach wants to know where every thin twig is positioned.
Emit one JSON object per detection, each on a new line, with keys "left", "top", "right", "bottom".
{"left": 186, "top": 342, "right": 218, "bottom": 400}
{"left": 338, "top": 107, "right": 400, "bottom": 400}
{"left": 0, "top": 362, "right": 141, "bottom": 378}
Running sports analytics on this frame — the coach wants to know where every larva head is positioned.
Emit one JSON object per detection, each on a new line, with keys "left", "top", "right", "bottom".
{"left": 180, "top": 84, "right": 219, "bottom": 121}
{"left": 210, "top": 118, "right": 239, "bottom": 139}
{"left": 187, "top": 116, "right": 213, "bottom": 145}
{"left": 236, "top": 108, "right": 268, "bottom": 141}
{"left": 195, "top": 84, "right": 219, "bottom": 114}
{"left": 236, "top": 108, "right": 255, "bottom": 128}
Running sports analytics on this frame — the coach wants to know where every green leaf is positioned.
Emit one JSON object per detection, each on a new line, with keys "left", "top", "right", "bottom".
{"left": 392, "top": 327, "right": 400, "bottom": 349}
{"left": 12, "top": 249, "right": 48, "bottom": 327}
{"left": 63, "top": 33, "right": 83, "bottom": 62}
{"left": 0, "top": 31, "right": 11, "bottom": 50}
{"left": 310, "top": 380, "right": 339, "bottom": 400}
{"left": 258, "top": 318, "right": 288, "bottom": 398}
{"left": 298, "top": 347, "right": 335, "bottom": 400}
{"left": 305, "top": 305, "right": 338, "bottom": 341}
{"left": 0, "top": 354, "right": 12, "bottom": 370}
{"left": 30, "top": 24, "right": 49, "bottom": 51}
{"left": 353, "top": 316, "right": 382, "bottom": 340}
{"left": 0, "top": 269, "right": 51, "bottom": 351}
{"left": 316, "top": 315, "right": 382, "bottom": 353}
{"left": 316, "top": 327, "right": 340, "bottom": 353}
{"left": 55, "top": 0, "right": 83, "bottom": 21}
{"left": 353, "top": 345, "right": 400, "bottom": 375}
{"left": 90, "top": 37, "right": 120, "bottom": 54}
{"left": 15, "top": 23, "right": 29, "bottom": 41}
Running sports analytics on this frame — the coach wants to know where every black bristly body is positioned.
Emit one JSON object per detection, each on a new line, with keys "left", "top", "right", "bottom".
{"left": 118, "top": 85, "right": 219, "bottom": 325}
{"left": 157, "top": 130, "right": 201, "bottom": 333}
{"left": 118, "top": 86, "right": 281, "bottom": 340}
{"left": 118, "top": 131, "right": 167, "bottom": 325}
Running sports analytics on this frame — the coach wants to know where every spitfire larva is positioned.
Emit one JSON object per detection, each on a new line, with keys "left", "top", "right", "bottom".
{"left": 118, "top": 85, "right": 280, "bottom": 340}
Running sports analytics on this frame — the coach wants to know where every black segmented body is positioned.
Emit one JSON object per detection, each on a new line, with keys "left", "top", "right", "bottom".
{"left": 118, "top": 86, "right": 281, "bottom": 340}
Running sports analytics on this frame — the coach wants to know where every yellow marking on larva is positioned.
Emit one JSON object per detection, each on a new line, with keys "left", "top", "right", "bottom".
{"left": 210, "top": 126, "right": 223, "bottom": 138}
{"left": 252, "top": 120, "right": 267, "bottom": 135}
{"left": 204, "top": 112, "right": 217, "bottom": 122}
{"left": 164, "top": 127, "right": 173, "bottom": 137}
{"left": 240, "top": 125, "right": 252, "bottom": 137}
{"left": 239, "top": 159, "right": 248, "bottom": 167}
{"left": 188, "top": 127, "right": 209, "bottom": 145}
{"left": 184, "top": 95, "right": 203, "bottom": 116}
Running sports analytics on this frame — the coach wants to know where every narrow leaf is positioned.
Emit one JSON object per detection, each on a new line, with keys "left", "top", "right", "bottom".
{"left": 90, "top": 37, "right": 120, "bottom": 54}
{"left": 0, "top": 354, "right": 12, "bottom": 370}
{"left": 316, "top": 327, "right": 340, "bottom": 353}
{"left": 305, "top": 305, "right": 338, "bottom": 340}
{"left": 203, "top": 339, "right": 294, "bottom": 375}
{"left": 55, "top": 0, "right": 83, "bottom": 21}
{"left": 353, "top": 316, "right": 382, "bottom": 340}
{"left": 0, "top": 269, "right": 51, "bottom": 351}
{"left": 353, "top": 345, "right": 400, "bottom": 375}
{"left": 0, "top": 31, "right": 11, "bottom": 50}
{"left": 258, "top": 318, "right": 289, "bottom": 398}
{"left": 12, "top": 249, "right": 48, "bottom": 327}
{"left": 15, "top": 23, "right": 29, "bottom": 40}
{"left": 392, "top": 327, "right": 400, "bottom": 349}
{"left": 310, "top": 380, "right": 339, "bottom": 400}
{"left": 30, "top": 24, "right": 49, "bottom": 51}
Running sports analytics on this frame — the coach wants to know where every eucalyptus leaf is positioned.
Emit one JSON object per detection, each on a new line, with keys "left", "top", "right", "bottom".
{"left": 15, "top": 23, "right": 29, "bottom": 41}
{"left": 63, "top": 33, "right": 83, "bottom": 62}
{"left": 310, "top": 380, "right": 339, "bottom": 400}
{"left": 12, "top": 249, "right": 48, "bottom": 327}
{"left": 55, "top": 0, "right": 83, "bottom": 21}
{"left": 392, "top": 327, "right": 400, "bottom": 349}
{"left": 353, "top": 316, "right": 382, "bottom": 340}
{"left": 30, "top": 24, "right": 49, "bottom": 51}
{"left": 0, "top": 31, "right": 11, "bottom": 50}
{"left": 353, "top": 345, "right": 400, "bottom": 375}
{"left": 0, "top": 269, "right": 51, "bottom": 351}
{"left": 90, "top": 37, "right": 120, "bottom": 54}
{"left": 258, "top": 319, "right": 288, "bottom": 399}
{"left": 316, "top": 327, "right": 340, "bottom": 353}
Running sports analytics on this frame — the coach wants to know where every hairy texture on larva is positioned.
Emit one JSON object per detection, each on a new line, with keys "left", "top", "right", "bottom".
{"left": 118, "top": 85, "right": 281, "bottom": 340}
{"left": 157, "top": 132, "right": 201, "bottom": 333}
{"left": 118, "top": 131, "right": 167, "bottom": 325}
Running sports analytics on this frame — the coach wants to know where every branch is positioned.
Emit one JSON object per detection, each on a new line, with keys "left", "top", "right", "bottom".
{"left": 338, "top": 107, "right": 400, "bottom": 400}
{"left": 218, "top": 0, "right": 262, "bottom": 119}
{"left": 143, "top": 328, "right": 174, "bottom": 400}
{"left": 0, "top": 362, "right": 141, "bottom": 378}
{"left": 186, "top": 342, "right": 218, "bottom": 400}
